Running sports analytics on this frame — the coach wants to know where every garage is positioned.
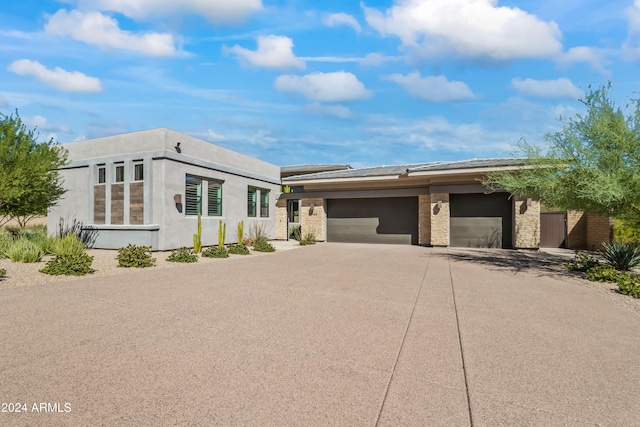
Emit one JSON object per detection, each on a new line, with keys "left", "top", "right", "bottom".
{"left": 450, "top": 193, "right": 513, "bottom": 248}
{"left": 327, "top": 197, "right": 418, "bottom": 245}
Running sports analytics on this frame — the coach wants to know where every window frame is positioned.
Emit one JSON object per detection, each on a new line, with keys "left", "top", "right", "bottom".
{"left": 247, "top": 187, "right": 257, "bottom": 218}
{"left": 260, "top": 189, "right": 270, "bottom": 218}
{"left": 133, "top": 162, "right": 144, "bottom": 182}
{"left": 207, "top": 181, "right": 223, "bottom": 217}
{"left": 185, "top": 175, "right": 202, "bottom": 216}
{"left": 97, "top": 165, "right": 106, "bottom": 184}
{"left": 114, "top": 164, "right": 125, "bottom": 183}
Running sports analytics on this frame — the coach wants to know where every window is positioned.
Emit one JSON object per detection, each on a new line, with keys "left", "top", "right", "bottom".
{"left": 97, "top": 165, "right": 106, "bottom": 184}
{"left": 133, "top": 163, "right": 143, "bottom": 181}
{"left": 186, "top": 175, "right": 223, "bottom": 216}
{"left": 248, "top": 186, "right": 269, "bottom": 218}
{"left": 208, "top": 183, "right": 222, "bottom": 216}
{"left": 287, "top": 200, "right": 299, "bottom": 223}
{"left": 260, "top": 190, "right": 269, "bottom": 217}
{"left": 115, "top": 164, "right": 124, "bottom": 182}
{"left": 248, "top": 187, "right": 257, "bottom": 217}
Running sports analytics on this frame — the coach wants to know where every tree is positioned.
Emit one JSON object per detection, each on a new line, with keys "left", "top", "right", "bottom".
{"left": 484, "top": 84, "right": 640, "bottom": 225}
{"left": 0, "top": 110, "right": 68, "bottom": 227}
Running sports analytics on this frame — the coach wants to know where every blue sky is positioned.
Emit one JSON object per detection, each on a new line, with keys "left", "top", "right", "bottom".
{"left": 1, "top": 0, "right": 638, "bottom": 168}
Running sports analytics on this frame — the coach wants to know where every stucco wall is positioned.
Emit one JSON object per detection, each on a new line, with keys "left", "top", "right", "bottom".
{"left": 47, "top": 167, "right": 91, "bottom": 233}
{"left": 430, "top": 193, "right": 450, "bottom": 246}
{"left": 513, "top": 197, "right": 540, "bottom": 249}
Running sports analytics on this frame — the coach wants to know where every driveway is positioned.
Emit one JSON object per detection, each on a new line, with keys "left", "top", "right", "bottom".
{"left": 1, "top": 244, "right": 639, "bottom": 426}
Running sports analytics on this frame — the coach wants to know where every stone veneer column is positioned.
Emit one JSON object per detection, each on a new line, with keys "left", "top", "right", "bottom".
{"left": 301, "top": 198, "right": 325, "bottom": 241}
{"left": 513, "top": 196, "right": 540, "bottom": 249}
{"left": 275, "top": 198, "right": 288, "bottom": 240}
{"left": 430, "top": 193, "right": 449, "bottom": 246}
{"left": 418, "top": 194, "right": 431, "bottom": 245}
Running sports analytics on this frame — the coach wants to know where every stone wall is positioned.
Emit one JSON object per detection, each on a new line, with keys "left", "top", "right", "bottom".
{"left": 129, "top": 182, "right": 144, "bottom": 225}
{"left": 110, "top": 184, "right": 124, "bottom": 225}
{"left": 587, "top": 214, "right": 613, "bottom": 250}
{"left": 566, "top": 211, "right": 587, "bottom": 250}
{"left": 418, "top": 194, "right": 431, "bottom": 245}
{"left": 275, "top": 198, "right": 288, "bottom": 240}
{"left": 93, "top": 185, "right": 106, "bottom": 224}
{"left": 301, "top": 198, "right": 326, "bottom": 241}
{"left": 514, "top": 197, "right": 540, "bottom": 249}
{"left": 430, "top": 193, "right": 449, "bottom": 246}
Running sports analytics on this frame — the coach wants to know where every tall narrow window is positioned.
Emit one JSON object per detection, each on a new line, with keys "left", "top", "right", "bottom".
{"left": 260, "top": 190, "right": 269, "bottom": 217}
{"left": 97, "top": 165, "right": 106, "bottom": 184}
{"left": 133, "top": 163, "right": 143, "bottom": 181}
{"left": 248, "top": 187, "right": 257, "bottom": 217}
{"left": 208, "top": 182, "right": 222, "bottom": 216}
{"left": 287, "top": 199, "right": 299, "bottom": 223}
{"left": 185, "top": 175, "right": 202, "bottom": 216}
{"left": 115, "top": 165, "right": 125, "bottom": 182}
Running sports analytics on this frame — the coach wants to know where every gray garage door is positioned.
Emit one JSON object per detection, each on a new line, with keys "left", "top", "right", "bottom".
{"left": 327, "top": 197, "right": 418, "bottom": 245}
{"left": 450, "top": 193, "right": 513, "bottom": 249}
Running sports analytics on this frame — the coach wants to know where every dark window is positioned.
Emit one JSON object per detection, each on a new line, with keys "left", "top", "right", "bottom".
{"left": 97, "top": 166, "right": 106, "bottom": 184}
{"left": 208, "top": 183, "right": 222, "bottom": 216}
{"left": 185, "top": 175, "right": 202, "bottom": 216}
{"left": 260, "top": 190, "right": 269, "bottom": 217}
{"left": 287, "top": 199, "right": 299, "bottom": 223}
{"left": 115, "top": 165, "right": 124, "bottom": 182}
{"left": 134, "top": 163, "right": 143, "bottom": 181}
{"left": 248, "top": 187, "right": 257, "bottom": 217}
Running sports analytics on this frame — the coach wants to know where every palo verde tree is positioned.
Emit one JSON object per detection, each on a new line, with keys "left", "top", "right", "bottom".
{"left": 484, "top": 84, "right": 640, "bottom": 225}
{"left": 0, "top": 110, "right": 68, "bottom": 227}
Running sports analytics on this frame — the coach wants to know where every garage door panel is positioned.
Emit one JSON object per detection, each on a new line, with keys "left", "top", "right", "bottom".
{"left": 450, "top": 217, "right": 502, "bottom": 248}
{"left": 450, "top": 193, "right": 512, "bottom": 249}
{"left": 327, "top": 198, "right": 418, "bottom": 245}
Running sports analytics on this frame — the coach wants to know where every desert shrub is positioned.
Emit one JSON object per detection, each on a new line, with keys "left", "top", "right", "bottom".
{"left": 57, "top": 217, "right": 98, "bottom": 248}
{"left": 6, "top": 238, "right": 43, "bottom": 263}
{"left": 228, "top": 243, "right": 250, "bottom": 255}
{"left": 0, "top": 268, "right": 6, "bottom": 279}
{"left": 117, "top": 244, "right": 156, "bottom": 267}
{"left": 252, "top": 236, "right": 275, "bottom": 252}
{"left": 29, "top": 233, "right": 58, "bottom": 255}
{"left": 565, "top": 251, "right": 599, "bottom": 272}
{"left": 602, "top": 241, "right": 640, "bottom": 271}
{"left": 248, "top": 221, "right": 267, "bottom": 241}
{"left": 40, "top": 252, "right": 94, "bottom": 276}
{"left": 585, "top": 265, "right": 640, "bottom": 299}
{"left": 613, "top": 219, "right": 640, "bottom": 244}
{"left": 167, "top": 247, "right": 198, "bottom": 263}
{"left": 54, "top": 235, "right": 86, "bottom": 257}
{"left": 202, "top": 246, "right": 229, "bottom": 258}
{"left": 0, "top": 232, "right": 11, "bottom": 259}
{"left": 299, "top": 233, "right": 316, "bottom": 246}
{"left": 288, "top": 224, "right": 301, "bottom": 241}
{"left": 617, "top": 278, "right": 640, "bottom": 298}
{"left": 3, "top": 225, "right": 21, "bottom": 239}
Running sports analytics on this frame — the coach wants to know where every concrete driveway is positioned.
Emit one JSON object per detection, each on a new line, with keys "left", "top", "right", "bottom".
{"left": 1, "top": 244, "right": 639, "bottom": 426}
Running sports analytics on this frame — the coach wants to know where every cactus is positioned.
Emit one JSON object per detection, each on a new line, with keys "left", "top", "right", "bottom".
{"left": 193, "top": 213, "right": 202, "bottom": 253}
{"left": 237, "top": 220, "right": 244, "bottom": 244}
{"left": 218, "top": 220, "right": 227, "bottom": 248}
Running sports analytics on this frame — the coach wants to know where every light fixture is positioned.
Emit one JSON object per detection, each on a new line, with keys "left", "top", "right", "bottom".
{"left": 437, "top": 200, "right": 443, "bottom": 208}
{"left": 174, "top": 194, "right": 182, "bottom": 204}
{"left": 175, "top": 142, "right": 181, "bottom": 153}
{"left": 526, "top": 198, "right": 532, "bottom": 207}
{"left": 309, "top": 203, "right": 315, "bottom": 215}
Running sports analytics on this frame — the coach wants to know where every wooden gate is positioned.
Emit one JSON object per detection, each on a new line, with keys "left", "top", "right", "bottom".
{"left": 540, "top": 212, "right": 566, "bottom": 248}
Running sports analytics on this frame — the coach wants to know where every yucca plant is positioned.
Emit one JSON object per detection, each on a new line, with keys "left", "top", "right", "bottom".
{"left": 602, "top": 241, "right": 640, "bottom": 271}
{"left": 6, "top": 238, "right": 44, "bottom": 263}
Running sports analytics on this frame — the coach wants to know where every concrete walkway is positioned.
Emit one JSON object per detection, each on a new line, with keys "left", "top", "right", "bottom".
{"left": 1, "top": 244, "right": 639, "bottom": 426}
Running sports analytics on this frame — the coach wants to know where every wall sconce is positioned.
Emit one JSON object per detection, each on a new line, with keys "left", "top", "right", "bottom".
{"left": 175, "top": 142, "right": 181, "bottom": 153}
{"left": 437, "top": 200, "right": 443, "bottom": 208}
{"left": 526, "top": 198, "right": 532, "bottom": 207}
{"left": 174, "top": 194, "right": 183, "bottom": 213}
{"left": 309, "top": 203, "right": 315, "bottom": 215}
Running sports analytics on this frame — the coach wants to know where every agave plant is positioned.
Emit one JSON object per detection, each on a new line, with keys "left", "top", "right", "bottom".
{"left": 602, "top": 241, "right": 640, "bottom": 271}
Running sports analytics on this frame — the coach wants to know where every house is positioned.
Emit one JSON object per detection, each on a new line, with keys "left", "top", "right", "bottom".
{"left": 48, "top": 128, "right": 280, "bottom": 250}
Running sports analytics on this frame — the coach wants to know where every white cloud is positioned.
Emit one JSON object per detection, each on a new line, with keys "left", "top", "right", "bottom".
{"left": 45, "top": 9, "right": 178, "bottom": 56}
{"left": 274, "top": 71, "right": 372, "bottom": 103}
{"left": 78, "top": 0, "right": 263, "bottom": 24}
{"left": 556, "top": 46, "right": 609, "bottom": 75}
{"left": 22, "top": 115, "right": 72, "bottom": 133}
{"left": 359, "top": 52, "right": 401, "bottom": 67}
{"left": 363, "top": 0, "right": 563, "bottom": 61}
{"left": 7, "top": 59, "right": 103, "bottom": 93}
{"left": 305, "top": 103, "right": 353, "bottom": 120}
{"left": 207, "top": 129, "right": 225, "bottom": 141}
{"left": 624, "top": 0, "right": 640, "bottom": 59}
{"left": 228, "top": 35, "right": 305, "bottom": 70}
{"left": 323, "top": 13, "right": 362, "bottom": 33}
{"left": 511, "top": 77, "right": 582, "bottom": 99}
{"left": 383, "top": 72, "right": 475, "bottom": 102}
{"left": 300, "top": 56, "right": 361, "bottom": 63}
{"left": 0, "top": 94, "right": 7, "bottom": 107}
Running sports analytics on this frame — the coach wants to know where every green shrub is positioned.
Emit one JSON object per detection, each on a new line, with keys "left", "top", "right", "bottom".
{"left": 40, "top": 252, "right": 94, "bottom": 276}
{"left": 565, "top": 251, "right": 599, "bottom": 272}
{"left": 288, "top": 224, "right": 301, "bottom": 241}
{"left": 6, "top": 238, "right": 43, "bottom": 263}
{"left": 252, "top": 236, "right": 275, "bottom": 252}
{"left": 202, "top": 246, "right": 229, "bottom": 258}
{"left": 0, "top": 232, "right": 12, "bottom": 259}
{"left": 29, "top": 233, "right": 58, "bottom": 255}
{"left": 227, "top": 243, "right": 250, "bottom": 255}
{"left": 613, "top": 219, "right": 640, "bottom": 244}
{"left": 167, "top": 247, "right": 198, "bottom": 263}
{"left": 0, "top": 268, "right": 6, "bottom": 279}
{"left": 584, "top": 265, "right": 640, "bottom": 299}
{"left": 299, "top": 233, "right": 316, "bottom": 246}
{"left": 117, "top": 244, "right": 156, "bottom": 268}
{"left": 54, "top": 235, "right": 86, "bottom": 257}
{"left": 602, "top": 241, "right": 640, "bottom": 271}
{"left": 617, "top": 279, "right": 640, "bottom": 299}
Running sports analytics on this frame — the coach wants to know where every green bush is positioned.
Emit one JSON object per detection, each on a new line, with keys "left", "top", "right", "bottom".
{"left": 252, "top": 236, "right": 275, "bottom": 252}
{"left": 565, "top": 251, "right": 599, "bottom": 272}
{"left": 0, "top": 268, "right": 6, "bottom": 279}
{"left": 288, "top": 224, "right": 301, "bottom": 241}
{"left": 167, "top": 247, "right": 198, "bottom": 263}
{"left": 117, "top": 244, "right": 156, "bottom": 267}
{"left": 613, "top": 219, "right": 640, "bottom": 244}
{"left": 54, "top": 235, "right": 86, "bottom": 257}
{"left": 584, "top": 265, "right": 640, "bottom": 299}
{"left": 0, "top": 232, "right": 11, "bottom": 259}
{"left": 29, "top": 233, "right": 58, "bottom": 255}
{"left": 227, "top": 243, "right": 250, "bottom": 255}
{"left": 299, "top": 233, "right": 316, "bottom": 246}
{"left": 602, "top": 241, "right": 640, "bottom": 271}
{"left": 202, "top": 246, "right": 229, "bottom": 258}
{"left": 40, "top": 252, "right": 94, "bottom": 276}
{"left": 6, "top": 238, "right": 43, "bottom": 263}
